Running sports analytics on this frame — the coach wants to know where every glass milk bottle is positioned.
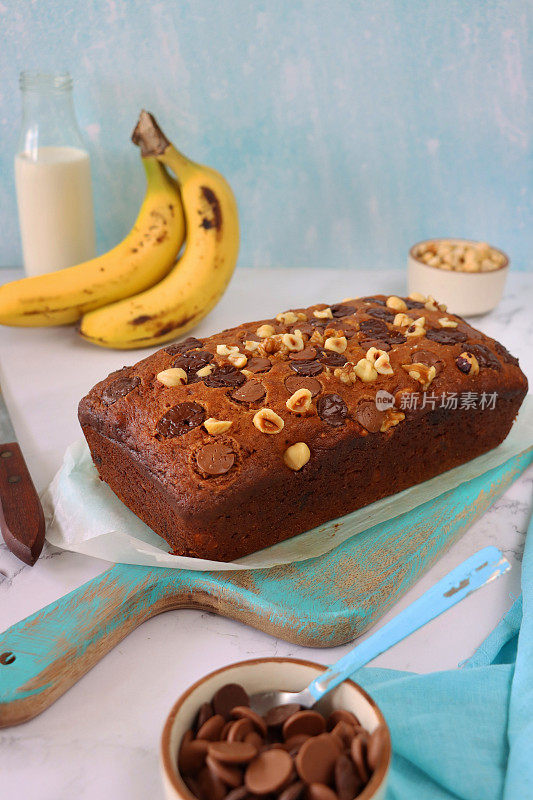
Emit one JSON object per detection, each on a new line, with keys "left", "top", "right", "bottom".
{"left": 15, "top": 71, "right": 96, "bottom": 276}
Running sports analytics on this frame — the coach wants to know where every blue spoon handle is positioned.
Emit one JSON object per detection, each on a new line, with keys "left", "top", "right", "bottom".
{"left": 308, "top": 545, "right": 510, "bottom": 700}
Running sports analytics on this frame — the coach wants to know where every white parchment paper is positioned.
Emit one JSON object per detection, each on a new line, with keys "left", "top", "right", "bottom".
{"left": 43, "top": 395, "right": 533, "bottom": 571}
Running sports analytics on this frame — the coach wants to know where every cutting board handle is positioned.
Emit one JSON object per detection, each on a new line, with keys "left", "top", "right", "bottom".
{"left": 0, "top": 562, "right": 219, "bottom": 728}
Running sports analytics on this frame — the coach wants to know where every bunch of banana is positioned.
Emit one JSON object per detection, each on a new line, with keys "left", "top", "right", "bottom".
{"left": 79, "top": 111, "right": 239, "bottom": 349}
{"left": 0, "top": 157, "right": 185, "bottom": 326}
{"left": 0, "top": 111, "right": 240, "bottom": 350}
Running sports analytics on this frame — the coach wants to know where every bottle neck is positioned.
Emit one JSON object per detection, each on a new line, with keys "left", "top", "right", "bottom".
{"left": 18, "top": 72, "right": 86, "bottom": 158}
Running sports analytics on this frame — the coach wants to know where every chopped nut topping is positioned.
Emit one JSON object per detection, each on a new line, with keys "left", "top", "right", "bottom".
{"left": 256, "top": 324, "right": 276, "bottom": 338}
{"left": 244, "top": 340, "right": 260, "bottom": 352}
{"left": 334, "top": 364, "right": 357, "bottom": 385}
{"left": 424, "top": 296, "right": 441, "bottom": 312}
{"left": 286, "top": 388, "right": 313, "bottom": 414}
{"left": 405, "top": 317, "right": 426, "bottom": 337}
{"left": 355, "top": 358, "right": 378, "bottom": 382}
{"left": 409, "top": 292, "right": 426, "bottom": 302}
{"left": 196, "top": 364, "right": 215, "bottom": 378}
{"left": 456, "top": 352, "right": 480, "bottom": 376}
{"left": 380, "top": 410, "right": 405, "bottom": 432}
{"left": 309, "top": 329, "right": 325, "bottom": 345}
{"left": 313, "top": 307, "right": 333, "bottom": 320}
{"left": 393, "top": 313, "right": 414, "bottom": 328}
{"left": 402, "top": 362, "right": 437, "bottom": 389}
{"left": 386, "top": 296, "right": 407, "bottom": 312}
{"left": 324, "top": 335, "right": 347, "bottom": 354}
{"left": 282, "top": 332, "right": 304, "bottom": 352}
{"left": 365, "top": 347, "right": 394, "bottom": 375}
{"left": 323, "top": 326, "right": 340, "bottom": 339}
{"left": 156, "top": 368, "right": 188, "bottom": 387}
{"left": 216, "top": 344, "right": 240, "bottom": 356}
{"left": 283, "top": 442, "right": 311, "bottom": 471}
{"left": 276, "top": 311, "right": 298, "bottom": 325}
{"left": 253, "top": 407, "right": 285, "bottom": 434}
{"left": 374, "top": 354, "right": 392, "bottom": 375}
{"left": 228, "top": 352, "right": 248, "bottom": 368}
{"left": 296, "top": 311, "right": 308, "bottom": 321}
{"left": 423, "top": 295, "right": 447, "bottom": 312}
{"left": 203, "top": 418, "right": 233, "bottom": 435}
{"left": 262, "top": 336, "right": 282, "bottom": 354}
{"left": 438, "top": 317, "right": 458, "bottom": 328}
{"left": 342, "top": 296, "right": 357, "bottom": 302}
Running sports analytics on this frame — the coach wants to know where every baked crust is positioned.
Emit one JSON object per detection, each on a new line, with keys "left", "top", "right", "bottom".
{"left": 79, "top": 295, "right": 528, "bottom": 561}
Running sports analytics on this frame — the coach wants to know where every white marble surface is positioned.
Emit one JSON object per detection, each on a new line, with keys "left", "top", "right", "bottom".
{"left": 0, "top": 267, "right": 532, "bottom": 799}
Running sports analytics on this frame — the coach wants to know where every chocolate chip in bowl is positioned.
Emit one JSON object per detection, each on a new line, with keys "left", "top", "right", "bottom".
{"left": 158, "top": 548, "right": 509, "bottom": 800}
{"left": 160, "top": 659, "right": 391, "bottom": 800}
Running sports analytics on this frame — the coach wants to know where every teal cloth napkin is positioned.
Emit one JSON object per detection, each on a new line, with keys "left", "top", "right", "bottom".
{"left": 353, "top": 512, "right": 533, "bottom": 800}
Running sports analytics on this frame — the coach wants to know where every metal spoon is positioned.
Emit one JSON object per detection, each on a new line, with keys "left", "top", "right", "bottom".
{"left": 251, "top": 545, "right": 509, "bottom": 714}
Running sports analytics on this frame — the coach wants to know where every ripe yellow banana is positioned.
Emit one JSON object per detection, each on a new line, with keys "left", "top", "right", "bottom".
{"left": 0, "top": 157, "right": 184, "bottom": 327}
{"left": 79, "top": 111, "right": 239, "bottom": 349}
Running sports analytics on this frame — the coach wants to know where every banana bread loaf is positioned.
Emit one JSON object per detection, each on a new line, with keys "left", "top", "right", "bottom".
{"left": 78, "top": 293, "right": 528, "bottom": 562}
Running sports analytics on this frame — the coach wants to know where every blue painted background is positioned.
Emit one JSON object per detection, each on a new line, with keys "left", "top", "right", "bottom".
{"left": 0, "top": 1, "right": 530, "bottom": 270}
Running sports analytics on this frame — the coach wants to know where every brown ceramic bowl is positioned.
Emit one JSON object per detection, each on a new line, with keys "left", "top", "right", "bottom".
{"left": 161, "top": 657, "right": 391, "bottom": 799}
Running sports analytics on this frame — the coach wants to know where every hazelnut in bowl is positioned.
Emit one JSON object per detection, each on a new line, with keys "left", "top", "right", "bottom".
{"left": 408, "top": 238, "right": 509, "bottom": 316}
{"left": 161, "top": 657, "right": 391, "bottom": 800}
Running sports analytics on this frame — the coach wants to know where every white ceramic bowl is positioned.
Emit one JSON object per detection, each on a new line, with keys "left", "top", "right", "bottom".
{"left": 408, "top": 238, "right": 509, "bottom": 316}
{"left": 161, "top": 657, "right": 391, "bottom": 800}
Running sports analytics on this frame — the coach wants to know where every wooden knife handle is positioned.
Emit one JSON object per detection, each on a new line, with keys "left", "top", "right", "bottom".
{"left": 0, "top": 442, "right": 45, "bottom": 566}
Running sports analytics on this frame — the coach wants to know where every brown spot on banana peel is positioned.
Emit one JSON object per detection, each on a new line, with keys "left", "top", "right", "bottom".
{"left": 125, "top": 312, "right": 199, "bottom": 340}
{"left": 154, "top": 314, "right": 198, "bottom": 336}
{"left": 200, "top": 186, "right": 222, "bottom": 232}
{"left": 127, "top": 310, "right": 197, "bottom": 333}
{"left": 131, "top": 314, "right": 153, "bottom": 325}
{"left": 21, "top": 307, "right": 61, "bottom": 316}
{"left": 78, "top": 328, "right": 108, "bottom": 343}
{"left": 155, "top": 323, "right": 181, "bottom": 337}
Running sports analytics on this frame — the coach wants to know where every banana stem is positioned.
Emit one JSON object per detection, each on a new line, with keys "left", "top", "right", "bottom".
{"left": 132, "top": 111, "right": 196, "bottom": 182}
{"left": 132, "top": 110, "right": 170, "bottom": 157}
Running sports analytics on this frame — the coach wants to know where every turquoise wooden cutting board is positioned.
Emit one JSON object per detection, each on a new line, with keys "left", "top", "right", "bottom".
{"left": 0, "top": 448, "right": 531, "bottom": 728}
